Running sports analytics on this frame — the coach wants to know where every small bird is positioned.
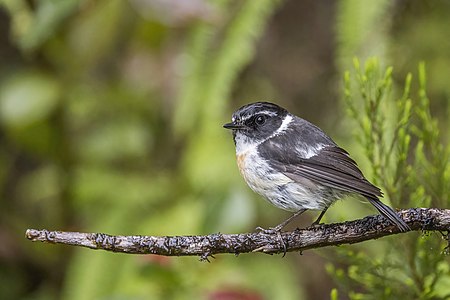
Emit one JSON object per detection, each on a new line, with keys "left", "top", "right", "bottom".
{"left": 224, "top": 102, "right": 409, "bottom": 233}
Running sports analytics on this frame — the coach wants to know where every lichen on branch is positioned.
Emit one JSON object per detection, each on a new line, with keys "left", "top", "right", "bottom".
{"left": 26, "top": 208, "right": 450, "bottom": 259}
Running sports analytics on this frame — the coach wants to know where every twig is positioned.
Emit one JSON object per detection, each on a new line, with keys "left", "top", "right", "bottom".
{"left": 26, "top": 208, "right": 450, "bottom": 258}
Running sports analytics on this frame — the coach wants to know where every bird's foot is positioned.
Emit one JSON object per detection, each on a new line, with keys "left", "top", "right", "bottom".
{"left": 255, "top": 225, "right": 284, "bottom": 234}
{"left": 255, "top": 226, "right": 287, "bottom": 256}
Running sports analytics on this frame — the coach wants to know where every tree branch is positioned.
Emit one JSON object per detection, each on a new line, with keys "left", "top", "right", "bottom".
{"left": 26, "top": 208, "right": 450, "bottom": 259}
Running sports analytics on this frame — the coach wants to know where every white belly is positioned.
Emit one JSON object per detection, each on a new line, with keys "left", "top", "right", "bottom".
{"left": 236, "top": 149, "right": 330, "bottom": 211}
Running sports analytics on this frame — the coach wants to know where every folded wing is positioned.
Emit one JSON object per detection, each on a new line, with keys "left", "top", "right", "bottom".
{"left": 259, "top": 133, "right": 382, "bottom": 198}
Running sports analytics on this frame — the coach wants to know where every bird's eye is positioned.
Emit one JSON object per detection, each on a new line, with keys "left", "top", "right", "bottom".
{"left": 255, "top": 115, "right": 266, "bottom": 125}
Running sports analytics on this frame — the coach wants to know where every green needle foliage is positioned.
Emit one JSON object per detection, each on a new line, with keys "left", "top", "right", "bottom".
{"left": 329, "top": 58, "right": 450, "bottom": 300}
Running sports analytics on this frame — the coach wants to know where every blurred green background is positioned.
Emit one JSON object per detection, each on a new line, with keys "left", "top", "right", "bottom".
{"left": 0, "top": 1, "right": 449, "bottom": 299}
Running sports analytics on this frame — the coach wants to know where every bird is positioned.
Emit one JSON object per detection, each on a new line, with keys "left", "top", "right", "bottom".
{"left": 223, "top": 101, "right": 410, "bottom": 233}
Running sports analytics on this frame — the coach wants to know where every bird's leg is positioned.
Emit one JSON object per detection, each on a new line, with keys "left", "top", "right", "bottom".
{"left": 311, "top": 207, "right": 329, "bottom": 226}
{"left": 256, "top": 209, "right": 307, "bottom": 233}
{"left": 256, "top": 209, "right": 307, "bottom": 256}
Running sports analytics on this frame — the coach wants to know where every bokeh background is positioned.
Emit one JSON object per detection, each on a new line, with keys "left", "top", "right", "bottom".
{"left": 0, "top": 1, "right": 449, "bottom": 299}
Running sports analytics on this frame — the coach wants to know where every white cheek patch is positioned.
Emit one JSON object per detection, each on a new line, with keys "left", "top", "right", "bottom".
{"left": 272, "top": 114, "right": 293, "bottom": 137}
{"left": 234, "top": 114, "right": 294, "bottom": 156}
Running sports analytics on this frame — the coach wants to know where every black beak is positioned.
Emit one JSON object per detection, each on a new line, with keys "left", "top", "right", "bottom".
{"left": 223, "top": 122, "right": 244, "bottom": 130}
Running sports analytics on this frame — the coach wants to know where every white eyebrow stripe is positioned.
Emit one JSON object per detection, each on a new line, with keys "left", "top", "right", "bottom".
{"left": 257, "top": 110, "right": 277, "bottom": 116}
{"left": 241, "top": 110, "right": 277, "bottom": 121}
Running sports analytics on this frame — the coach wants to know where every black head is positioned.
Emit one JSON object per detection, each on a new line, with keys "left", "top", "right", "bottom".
{"left": 223, "top": 102, "right": 289, "bottom": 141}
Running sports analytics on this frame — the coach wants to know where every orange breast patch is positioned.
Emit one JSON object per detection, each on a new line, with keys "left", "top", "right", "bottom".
{"left": 236, "top": 152, "right": 247, "bottom": 177}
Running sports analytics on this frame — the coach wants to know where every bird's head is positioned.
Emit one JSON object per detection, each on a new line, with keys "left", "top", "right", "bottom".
{"left": 224, "top": 102, "right": 290, "bottom": 148}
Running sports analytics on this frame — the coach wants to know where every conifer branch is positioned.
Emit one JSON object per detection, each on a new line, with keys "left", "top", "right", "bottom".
{"left": 26, "top": 208, "right": 450, "bottom": 259}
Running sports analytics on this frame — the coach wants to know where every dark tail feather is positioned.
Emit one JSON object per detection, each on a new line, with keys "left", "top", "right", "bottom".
{"left": 366, "top": 197, "right": 410, "bottom": 232}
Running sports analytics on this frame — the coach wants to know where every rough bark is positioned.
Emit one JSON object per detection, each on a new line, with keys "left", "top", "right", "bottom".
{"left": 26, "top": 208, "right": 450, "bottom": 259}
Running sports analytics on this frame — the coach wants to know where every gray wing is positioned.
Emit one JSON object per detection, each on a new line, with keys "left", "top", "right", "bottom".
{"left": 258, "top": 125, "right": 382, "bottom": 198}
